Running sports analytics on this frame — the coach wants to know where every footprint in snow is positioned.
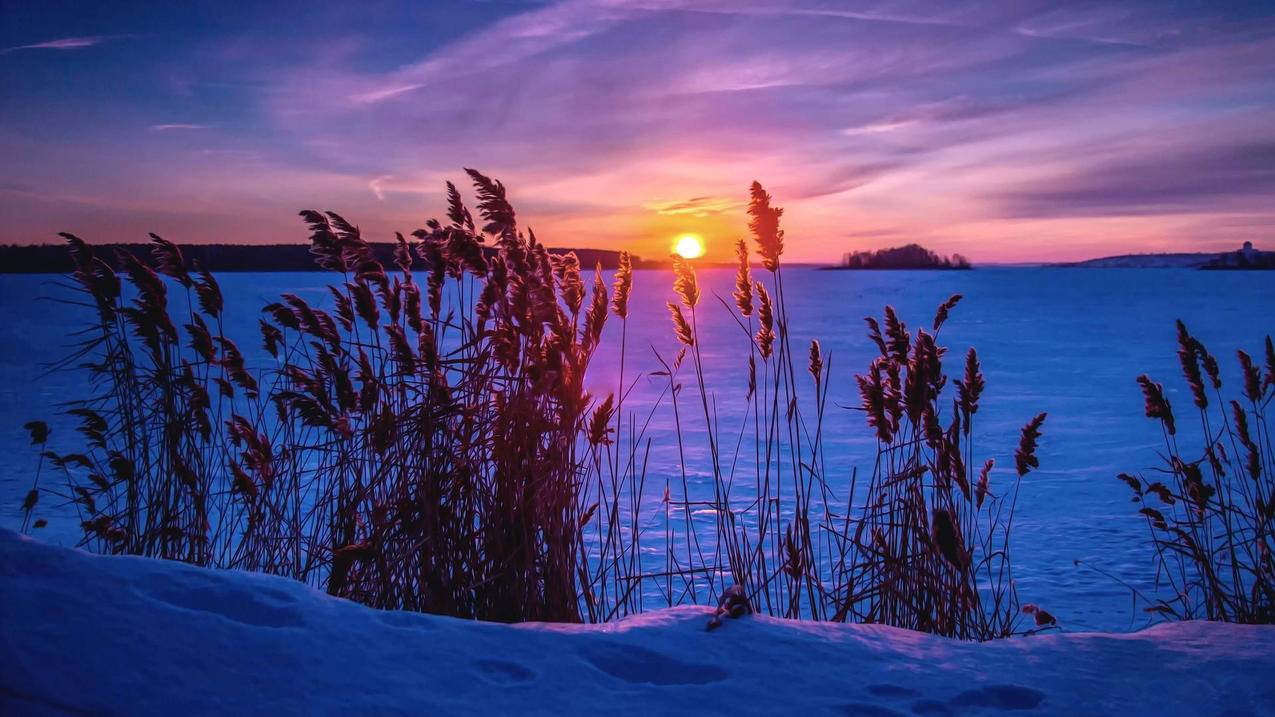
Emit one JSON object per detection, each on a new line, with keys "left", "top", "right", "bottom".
{"left": 866, "top": 684, "right": 920, "bottom": 699}
{"left": 909, "top": 699, "right": 953, "bottom": 715}
{"left": 852, "top": 681, "right": 1042, "bottom": 714}
{"left": 474, "top": 659, "right": 536, "bottom": 685}
{"left": 580, "top": 641, "right": 728, "bottom": 686}
{"left": 373, "top": 609, "right": 438, "bottom": 631}
{"left": 834, "top": 703, "right": 906, "bottom": 716}
{"left": 148, "top": 576, "right": 304, "bottom": 629}
{"left": 947, "top": 684, "right": 1045, "bottom": 711}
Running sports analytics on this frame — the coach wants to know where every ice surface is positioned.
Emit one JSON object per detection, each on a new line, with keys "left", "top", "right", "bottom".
{"left": 3, "top": 268, "right": 1274, "bottom": 630}
{"left": 3, "top": 529, "right": 1273, "bottom": 716}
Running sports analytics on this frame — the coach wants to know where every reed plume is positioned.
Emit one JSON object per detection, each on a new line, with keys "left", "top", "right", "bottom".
{"left": 611, "top": 251, "right": 633, "bottom": 319}
{"left": 668, "top": 302, "right": 695, "bottom": 346}
{"left": 808, "top": 340, "right": 823, "bottom": 382}
{"left": 955, "top": 348, "right": 984, "bottom": 433}
{"left": 1176, "top": 320, "right": 1208, "bottom": 409}
{"left": 1238, "top": 350, "right": 1261, "bottom": 403}
{"left": 671, "top": 254, "right": 700, "bottom": 308}
{"left": 1137, "top": 375, "right": 1176, "bottom": 435}
{"left": 755, "top": 282, "right": 774, "bottom": 359}
{"left": 933, "top": 294, "right": 962, "bottom": 332}
{"left": 733, "top": 239, "right": 753, "bottom": 317}
{"left": 1015, "top": 413, "right": 1047, "bottom": 477}
{"left": 748, "top": 181, "right": 784, "bottom": 271}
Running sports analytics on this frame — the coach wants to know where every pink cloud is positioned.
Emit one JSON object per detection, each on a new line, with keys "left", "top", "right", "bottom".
{"left": 3, "top": 2, "right": 1274, "bottom": 263}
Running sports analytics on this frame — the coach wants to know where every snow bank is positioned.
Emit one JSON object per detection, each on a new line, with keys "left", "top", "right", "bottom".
{"left": 2, "top": 530, "right": 1273, "bottom": 716}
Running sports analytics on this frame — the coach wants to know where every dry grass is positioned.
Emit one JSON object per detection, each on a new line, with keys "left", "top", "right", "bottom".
{"left": 1119, "top": 321, "right": 1274, "bottom": 623}
{"left": 652, "top": 183, "right": 1048, "bottom": 638}
{"left": 24, "top": 173, "right": 1050, "bottom": 637}
{"left": 25, "top": 170, "right": 631, "bottom": 622}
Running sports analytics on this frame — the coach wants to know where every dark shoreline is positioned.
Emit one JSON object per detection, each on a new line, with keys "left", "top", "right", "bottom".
{"left": 0, "top": 242, "right": 638, "bottom": 273}
{"left": 817, "top": 265, "right": 974, "bottom": 271}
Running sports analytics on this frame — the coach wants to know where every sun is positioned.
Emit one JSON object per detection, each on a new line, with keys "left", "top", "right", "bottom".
{"left": 673, "top": 233, "right": 706, "bottom": 259}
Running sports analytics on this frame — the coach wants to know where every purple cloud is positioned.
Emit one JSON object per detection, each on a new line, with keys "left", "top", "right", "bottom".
{"left": 1, "top": 1, "right": 1274, "bottom": 261}
{"left": 1000, "top": 141, "right": 1275, "bottom": 218}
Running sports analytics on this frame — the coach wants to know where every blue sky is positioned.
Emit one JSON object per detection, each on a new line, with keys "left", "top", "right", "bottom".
{"left": 2, "top": 0, "right": 1273, "bottom": 262}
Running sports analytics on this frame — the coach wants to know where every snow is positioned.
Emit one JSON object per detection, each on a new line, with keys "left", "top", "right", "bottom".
{"left": 3, "top": 530, "right": 1274, "bottom": 716}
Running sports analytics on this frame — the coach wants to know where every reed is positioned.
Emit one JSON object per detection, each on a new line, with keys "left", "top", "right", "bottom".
{"left": 27, "top": 174, "right": 1048, "bottom": 637}
{"left": 1119, "top": 321, "right": 1274, "bottom": 623}
{"left": 657, "top": 183, "right": 1047, "bottom": 638}
{"left": 27, "top": 170, "right": 640, "bottom": 623}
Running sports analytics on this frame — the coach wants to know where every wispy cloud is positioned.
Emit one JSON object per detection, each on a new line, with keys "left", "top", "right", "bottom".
{"left": 148, "top": 124, "right": 214, "bottom": 132}
{"left": 999, "top": 141, "right": 1275, "bottom": 218}
{"left": 369, "top": 175, "right": 392, "bottom": 201}
{"left": 841, "top": 120, "right": 918, "bottom": 136}
{"left": 338, "top": 0, "right": 627, "bottom": 105}
{"left": 0, "top": 181, "right": 36, "bottom": 194}
{"left": 1, "top": 35, "right": 129, "bottom": 55}
{"left": 198, "top": 149, "right": 260, "bottom": 160}
{"left": 645, "top": 196, "right": 741, "bottom": 217}
{"left": 351, "top": 84, "right": 426, "bottom": 104}
{"left": 3, "top": 1, "right": 1274, "bottom": 261}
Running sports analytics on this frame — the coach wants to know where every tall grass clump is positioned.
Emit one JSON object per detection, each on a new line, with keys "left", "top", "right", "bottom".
{"left": 655, "top": 183, "right": 833, "bottom": 620}
{"left": 27, "top": 170, "right": 633, "bottom": 623}
{"left": 29, "top": 234, "right": 238, "bottom": 565}
{"left": 659, "top": 182, "right": 1049, "bottom": 638}
{"left": 575, "top": 248, "right": 662, "bottom": 622}
{"left": 838, "top": 305, "right": 1047, "bottom": 638}
{"left": 1119, "top": 322, "right": 1274, "bottom": 623}
{"left": 26, "top": 172, "right": 1049, "bottom": 637}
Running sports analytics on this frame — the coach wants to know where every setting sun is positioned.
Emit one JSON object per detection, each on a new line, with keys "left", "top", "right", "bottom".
{"left": 673, "top": 233, "right": 706, "bottom": 259}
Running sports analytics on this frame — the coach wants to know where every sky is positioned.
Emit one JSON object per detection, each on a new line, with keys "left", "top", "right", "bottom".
{"left": 1, "top": 1, "right": 1274, "bottom": 263}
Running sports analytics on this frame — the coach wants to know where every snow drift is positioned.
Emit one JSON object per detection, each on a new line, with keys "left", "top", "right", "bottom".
{"left": 2, "top": 529, "right": 1273, "bottom": 716}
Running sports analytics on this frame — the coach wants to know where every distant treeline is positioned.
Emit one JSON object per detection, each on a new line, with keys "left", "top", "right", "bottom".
{"left": 0, "top": 242, "right": 635, "bottom": 273}
{"left": 831, "top": 243, "right": 971, "bottom": 270}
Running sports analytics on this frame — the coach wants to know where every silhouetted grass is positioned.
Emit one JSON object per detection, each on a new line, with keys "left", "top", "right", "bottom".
{"left": 23, "top": 173, "right": 1049, "bottom": 638}
{"left": 24, "top": 170, "right": 635, "bottom": 622}
{"left": 658, "top": 184, "right": 1047, "bottom": 638}
{"left": 1118, "top": 322, "right": 1274, "bottom": 623}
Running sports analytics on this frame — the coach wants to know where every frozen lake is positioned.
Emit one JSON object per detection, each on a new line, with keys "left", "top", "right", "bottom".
{"left": 1, "top": 266, "right": 1271, "bottom": 631}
